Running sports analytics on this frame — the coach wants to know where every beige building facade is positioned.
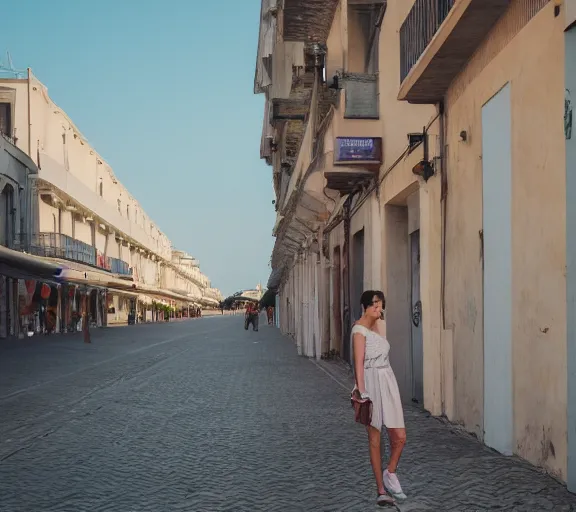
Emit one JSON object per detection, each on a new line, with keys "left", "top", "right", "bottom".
{"left": 0, "top": 71, "right": 221, "bottom": 330}
{"left": 256, "top": 0, "right": 576, "bottom": 488}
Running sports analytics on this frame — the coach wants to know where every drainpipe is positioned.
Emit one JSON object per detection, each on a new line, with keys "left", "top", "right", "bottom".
{"left": 439, "top": 101, "right": 447, "bottom": 330}
{"left": 438, "top": 100, "right": 448, "bottom": 417}
{"left": 27, "top": 68, "right": 32, "bottom": 157}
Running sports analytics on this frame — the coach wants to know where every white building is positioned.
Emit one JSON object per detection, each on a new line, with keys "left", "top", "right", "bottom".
{"left": 0, "top": 69, "right": 220, "bottom": 330}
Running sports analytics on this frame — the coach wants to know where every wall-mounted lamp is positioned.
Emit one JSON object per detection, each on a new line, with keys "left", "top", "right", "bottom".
{"left": 412, "top": 160, "right": 434, "bottom": 182}
{"left": 328, "top": 75, "right": 340, "bottom": 90}
{"left": 408, "top": 132, "right": 425, "bottom": 148}
{"left": 411, "top": 126, "right": 434, "bottom": 181}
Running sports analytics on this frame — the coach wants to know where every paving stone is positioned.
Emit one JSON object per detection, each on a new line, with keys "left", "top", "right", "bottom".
{"left": 0, "top": 317, "right": 575, "bottom": 511}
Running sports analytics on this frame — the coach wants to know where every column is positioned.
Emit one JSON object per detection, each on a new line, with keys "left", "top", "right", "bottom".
{"left": 420, "top": 176, "right": 443, "bottom": 417}
{"left": 56, "top": 285, "right": 62, "bottom": 333}
{"left": 566, "top": 18, "right": 576, "bottom": 493}
{"left": 314, "top": 254, "right": 321, "bottom": 359}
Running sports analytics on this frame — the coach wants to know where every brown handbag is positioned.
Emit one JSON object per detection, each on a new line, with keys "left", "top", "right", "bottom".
{"left": 351, "top": 388, "right": 373, "bottom": 426}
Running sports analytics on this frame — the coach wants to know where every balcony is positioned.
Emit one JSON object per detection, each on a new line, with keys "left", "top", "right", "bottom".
{"left": 109, "top": 257, "right": 133, "bottom": 276}
{"left": 283, "top": 0, "right": 340, "bottom": 42}
{"left": 398, "top": 0, "right": 510, "bottom": 103}
{"left": 29, "top": 233, "right": 97, "bottom": 266}
{"left": 23, "top": 233, "right": 132, "bottom": 276}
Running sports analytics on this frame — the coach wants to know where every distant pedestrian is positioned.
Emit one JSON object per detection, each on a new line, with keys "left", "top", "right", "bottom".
{"left": 267, "top": 306, "right": 274, "bottom": 325}
{"left": 244, "top": 302, "right": 258, "bottom": 331}
{"left": 351, "top": 290, "right": 406, "bottom": 507}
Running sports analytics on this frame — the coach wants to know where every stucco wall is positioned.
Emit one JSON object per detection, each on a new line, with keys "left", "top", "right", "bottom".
{"left": 379, "top": 1, "right": 437, "bottom": 171}
{"left": 444, "top": 2, "right": 566, "bottom": 477}
{"left": 1, "top": 75, "right": 172, "bottom": 262}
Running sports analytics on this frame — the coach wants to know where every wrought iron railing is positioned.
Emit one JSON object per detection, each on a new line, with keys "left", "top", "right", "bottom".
{"left": 109, "top": 257, "right": 132, "bottom": 276}
{"left": 28, "top": 232, "right": 97, "bottom": 266}
{"left": 16, "top": 232, "right": 132, "bottom": 275}
{"left": 399, "top": 0, "right": 456, "bottom": 83}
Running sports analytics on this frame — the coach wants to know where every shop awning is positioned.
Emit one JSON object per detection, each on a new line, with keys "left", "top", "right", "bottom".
{"left": 40, "top": 258, "right": 137, "bottom": 291}
{"left": 134, "top": 284, "right": 194, "bottom": 304}
{"left": 0, "top": 246, "right": 63, "bottom": 282}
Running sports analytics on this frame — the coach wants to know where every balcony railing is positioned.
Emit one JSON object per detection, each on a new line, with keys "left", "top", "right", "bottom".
{"left": 400, "top": 0, "right": 455, "bottom": 83}
{"left": 109, "top": 257, "right": 132, "bottom": 276}
{"left": 341, "top": 73, "right": 379, "bottom": 119}
{"left": 29, "top": 233, "right": 97, "bottom": 266}
{"left": 20, "top": 233, "right": 132, "bottom": 276}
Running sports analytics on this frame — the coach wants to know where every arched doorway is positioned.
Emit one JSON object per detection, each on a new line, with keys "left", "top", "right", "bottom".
{"left": 0, "top": 183, "right": 15, "bottom": 248}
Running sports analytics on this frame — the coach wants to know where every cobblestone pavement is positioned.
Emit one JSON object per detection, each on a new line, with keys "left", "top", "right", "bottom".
{"left": 1, "top": 316, "right": 575, "bottom": 512}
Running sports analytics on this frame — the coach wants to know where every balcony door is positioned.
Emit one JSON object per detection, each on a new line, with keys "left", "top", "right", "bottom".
{"left": 482, "top": 83, "right": 513, "bottom": 456}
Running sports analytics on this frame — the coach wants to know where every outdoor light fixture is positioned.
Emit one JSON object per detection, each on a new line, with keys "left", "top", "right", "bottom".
{"left": 412, "top": 160, "right": 434, "bottom": 182}
{"left": 407, "top": 133, "right": 424, "bottom": 148}
{"left": 410, "top": 126, "right": 435, "bottom": 181}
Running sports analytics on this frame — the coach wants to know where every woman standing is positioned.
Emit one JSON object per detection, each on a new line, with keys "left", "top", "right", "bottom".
{"left": 352, "top": 290, "right": 407, "bottom": 507}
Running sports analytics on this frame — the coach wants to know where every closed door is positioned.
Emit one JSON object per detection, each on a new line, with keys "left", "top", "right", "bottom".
{"left": 342, "top": 238, "right": 351, "bottom": 363}
{"left": 352, "top": 229, "right": 365, "bottom": 322}
{"left": 333, "top": 247, "right": 342, "bottom": 353}
{"left": 482, "top": 83, "right": 513, "bottom": 456}
{"left": 410, "top": 230, "right": 424, "bottom": 404}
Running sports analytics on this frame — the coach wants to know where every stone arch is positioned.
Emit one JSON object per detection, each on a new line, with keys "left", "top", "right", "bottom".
{"left": 0, "top": 182, "right": 15, "bottom": 247}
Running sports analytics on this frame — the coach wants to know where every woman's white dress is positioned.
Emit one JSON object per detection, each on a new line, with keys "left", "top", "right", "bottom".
{"left": 351, "top": 324, "right": 405, "bottom": 430}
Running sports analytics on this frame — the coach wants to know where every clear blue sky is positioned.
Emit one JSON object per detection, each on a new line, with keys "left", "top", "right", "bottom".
{"left": 2, "top": 0, "right": 274, "bottom": 297}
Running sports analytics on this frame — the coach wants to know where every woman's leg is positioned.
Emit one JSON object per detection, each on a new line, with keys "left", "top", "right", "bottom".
{"left": 386, "top": 428, "right": 407, "bottom": 473}
{"left": 367, "top": 426, "right": 386, "bottom": 494}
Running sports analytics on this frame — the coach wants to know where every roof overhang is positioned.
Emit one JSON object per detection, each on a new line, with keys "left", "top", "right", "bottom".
{"left": 283, "top": 0, "right": 340, "bottom": 42}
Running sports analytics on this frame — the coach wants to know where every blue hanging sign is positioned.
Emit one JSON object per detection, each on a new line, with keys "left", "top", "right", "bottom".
{"left": 334, "top": 137, "right": 382, "bottom": 164}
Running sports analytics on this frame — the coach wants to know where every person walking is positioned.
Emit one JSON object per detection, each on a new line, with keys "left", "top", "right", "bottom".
{"left": 244, "top": 302, "right": 259, "bottom": 331}
{"left": 267, "top": 306, "right": 274, "bottom": 325}
{"left": 351, "top": 290, "right": 407, "bottom": 507}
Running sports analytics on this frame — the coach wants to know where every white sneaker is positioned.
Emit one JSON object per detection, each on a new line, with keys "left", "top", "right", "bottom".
{"left": 383, "top": 469, "right": 407, "bottom": 502}
{"left": 376, "top": 493, "right": 395, "bottom": 507}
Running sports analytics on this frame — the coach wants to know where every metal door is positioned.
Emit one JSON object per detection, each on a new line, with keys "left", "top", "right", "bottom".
{"left": 482, "top": 83, "right": 513, "bottom": 455}
{"left": 410, "top": 230, "right": 424, "bottom": 404}
{"left": 333, "top": 247, "right": 342, "bottom": 354}
{"left": 352, "top": 229, "right": 365, "bottom": 323}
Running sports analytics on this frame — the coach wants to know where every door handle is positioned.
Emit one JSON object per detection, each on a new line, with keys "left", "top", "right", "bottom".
{"left": 412, "top": 300, "right": 422, "bottom": 327}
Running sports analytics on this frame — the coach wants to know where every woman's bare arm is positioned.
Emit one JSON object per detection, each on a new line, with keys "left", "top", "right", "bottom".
{"left": 353, "top": 332, "right": 367, "bottom": 393}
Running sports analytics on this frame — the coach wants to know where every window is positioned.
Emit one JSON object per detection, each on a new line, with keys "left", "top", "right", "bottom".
{"left": 117, "top": 199, "right": 121, "bottom": 213}
{"left": 126, "top": 204, "right": 130, "bottom": 220}
{"left": 62, "top": 133, "right": 69, "bottom": 170}
{"left": 99, "top": 179, "right": 103, "bottom": 197}
{"left": 0, "top": 103, "right": 11, "bottom": 138}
